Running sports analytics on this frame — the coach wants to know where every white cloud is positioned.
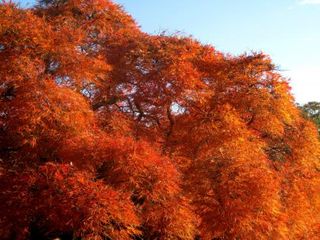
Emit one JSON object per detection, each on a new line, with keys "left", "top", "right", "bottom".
{"left": 299, "top": 0, "right": 320, "bottom": 5}
{"left": 284, "top": 66, "right": 320, "bottom": 104}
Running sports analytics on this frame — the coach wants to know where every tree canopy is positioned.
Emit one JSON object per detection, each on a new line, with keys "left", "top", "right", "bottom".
{"left": 0, "top": 1, "right": 319, "bottom": 239}
{"left": 300, "top": 101, "right": 320, "bottom": 135}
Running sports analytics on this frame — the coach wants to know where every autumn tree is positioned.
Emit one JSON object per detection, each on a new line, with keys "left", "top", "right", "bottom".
{"left": 0, "top": 0, "right": 319, "bottom": 239}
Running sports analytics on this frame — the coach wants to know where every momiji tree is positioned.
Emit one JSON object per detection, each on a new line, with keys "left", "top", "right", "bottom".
{"left": 0, "top": 0, "right": 319, "bottom": 239}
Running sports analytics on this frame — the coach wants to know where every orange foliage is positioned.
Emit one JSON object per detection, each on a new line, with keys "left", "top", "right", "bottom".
{"left": 0, "top": 0, "right": 319, "bottom": 239}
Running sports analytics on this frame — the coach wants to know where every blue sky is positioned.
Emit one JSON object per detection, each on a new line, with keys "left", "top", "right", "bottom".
{"left": 16, "top": 0, "right": 320, "bottom": 103}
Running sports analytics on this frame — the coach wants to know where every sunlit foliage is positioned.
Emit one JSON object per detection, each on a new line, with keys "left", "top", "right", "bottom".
{"left": 0, "top": 1, "right": 319, "bottom": 239}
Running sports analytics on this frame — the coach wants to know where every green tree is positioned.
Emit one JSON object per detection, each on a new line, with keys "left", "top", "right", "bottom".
{"left": 300, "top": 101, "right": 320, "bottom": 134}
